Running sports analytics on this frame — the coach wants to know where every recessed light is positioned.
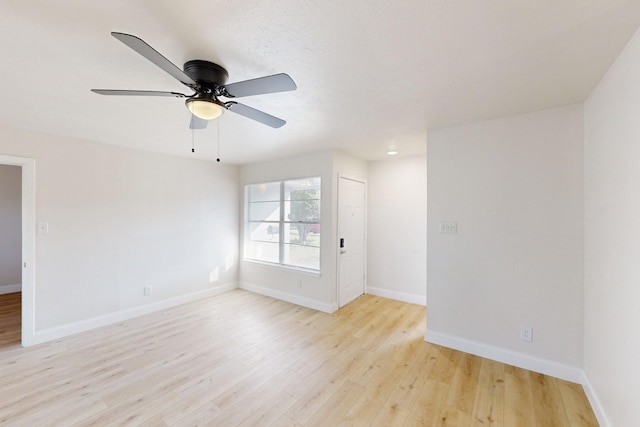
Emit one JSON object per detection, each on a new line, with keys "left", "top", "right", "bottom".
{"left": 387, "top": 150, "right": 399, "bottom": 156}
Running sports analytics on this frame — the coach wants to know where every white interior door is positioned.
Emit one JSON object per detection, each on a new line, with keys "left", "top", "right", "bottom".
{"left": 337, "top": 177, "right": 366, "bottom": 308}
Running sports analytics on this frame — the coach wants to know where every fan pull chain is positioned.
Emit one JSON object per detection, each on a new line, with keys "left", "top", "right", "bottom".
{"left": 216, "top": 117, "right": 221, "bottom": 163}
{"left": 191, "top": 127, "right": 195, "bottom": 153}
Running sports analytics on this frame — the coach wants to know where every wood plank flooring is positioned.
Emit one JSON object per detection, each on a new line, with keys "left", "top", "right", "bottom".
{"left": 0, "top": 292, "right": 20, "bottom": 348}
{"left": 0, "top": 290, "right": 598, "bottom": 426}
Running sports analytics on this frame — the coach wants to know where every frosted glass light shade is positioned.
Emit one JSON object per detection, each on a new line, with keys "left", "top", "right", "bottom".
{"left": 186, "top": 99, "right": 225, "bottom": 120}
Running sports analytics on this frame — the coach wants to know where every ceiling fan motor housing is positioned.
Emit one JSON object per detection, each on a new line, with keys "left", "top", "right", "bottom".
{"left": 183, "top": 60, "right": 229, "bottom": 89}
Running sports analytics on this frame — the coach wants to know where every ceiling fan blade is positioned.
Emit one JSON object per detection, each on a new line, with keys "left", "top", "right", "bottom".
{"left": 222, "top": 73, "right": 297, "bottom": 98}
{"left": 189, "top": 114, "right": 208, "bottom": 129}
{"left": 111, "top": 32, "right": 197, "bottom": 88}
{"left": 226, "top": 102, "right": 286, "bottom": 128}
{"left": 91, "top": 89, "right": 188, "bottom": 97}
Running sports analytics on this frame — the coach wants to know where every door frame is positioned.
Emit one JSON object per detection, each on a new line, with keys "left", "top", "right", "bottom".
{"left": 0, "top": 155, "right": 35, "bottom": 346}
{"left": 336, "top": 174, "right": 367, "bottom": 308}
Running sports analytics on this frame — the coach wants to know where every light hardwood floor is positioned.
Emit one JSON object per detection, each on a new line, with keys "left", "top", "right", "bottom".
{"left": 0, "top": 290, "right": 597, "bottom": 426}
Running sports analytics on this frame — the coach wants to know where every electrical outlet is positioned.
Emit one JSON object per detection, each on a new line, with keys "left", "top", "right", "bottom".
{"left": 520, "top": 326, "right": 533, "bottom": 342}
{"left": 144, "top": 286, "right": 152, "bottom": 296}
{"left": 439, "top": 222, "right": 458, "bottom": 234}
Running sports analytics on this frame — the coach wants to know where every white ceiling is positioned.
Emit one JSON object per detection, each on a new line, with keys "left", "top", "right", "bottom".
{"left": 1, "top": 0, "right": 639, "bottom": 164}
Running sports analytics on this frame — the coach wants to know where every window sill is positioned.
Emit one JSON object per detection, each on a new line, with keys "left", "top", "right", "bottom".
{"left": 242, "top": 259, "right": 321, "bottom": 276}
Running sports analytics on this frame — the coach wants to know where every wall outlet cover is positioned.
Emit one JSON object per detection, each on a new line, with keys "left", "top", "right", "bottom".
{"left": 439, "top": 222, "right": 458, "bottom": 234}
{"left": 520, "top": 326, "right": 533, "bottom": 342}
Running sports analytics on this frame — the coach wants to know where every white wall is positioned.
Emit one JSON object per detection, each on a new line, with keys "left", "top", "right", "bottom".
{"left": 426, "top": 105, "right": 584, "bottom": 379}
{"left": 367, "top": 155, "right": 427, "bottom": 305}
{"left": 0, "top": 165, "right": 21, "bottom": 291}
{"left": 239, "top": 150, "right": 367, "bottom": 311}
{"left": 584, "top": 27, "right": 640, "bottom": 427}
{"left": 0, "top": 125, "right": 239, "bottom": 340}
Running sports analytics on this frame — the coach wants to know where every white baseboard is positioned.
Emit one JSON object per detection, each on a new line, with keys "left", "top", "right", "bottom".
{"left": 580, "top": 371, "right": 611, "bottom": 427}
{"left": 0, "top": 283, "right": 21, "bottom": 295}
{"left": 27, "top": 282, "right": 238, "bottom": 346}
{"left": 239, "top": 282, "right": 337, "bottom": 313}
{"left": 424, "top": 329, "right": 584, "bottom": 384}
{"left": 366, "top": 286, "right": 426, "bottom": 306}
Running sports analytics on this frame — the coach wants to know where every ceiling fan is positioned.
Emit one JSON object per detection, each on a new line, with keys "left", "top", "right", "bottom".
{"left": 92, "top": 32, "right": 297, "bottom": 129}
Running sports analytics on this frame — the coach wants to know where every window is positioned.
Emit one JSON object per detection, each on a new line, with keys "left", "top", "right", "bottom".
{"left": 245, "top": 177, "right": 321, "bottom": 271}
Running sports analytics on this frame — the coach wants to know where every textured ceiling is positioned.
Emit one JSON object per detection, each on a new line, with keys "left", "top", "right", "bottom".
{"left": 0, "top": 0, "right": 639, "bottom": 164}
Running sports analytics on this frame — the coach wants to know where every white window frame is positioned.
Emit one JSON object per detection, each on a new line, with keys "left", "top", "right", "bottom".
{"left": 244, "top": 177, "right": 321, "bottom": 272}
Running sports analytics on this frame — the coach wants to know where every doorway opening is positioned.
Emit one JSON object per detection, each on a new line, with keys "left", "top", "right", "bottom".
{"left": 0, "top": 155, "right": 35, "bottom": 347}
{"left": 0, "top": 165, "right": 21, "bottom": 347}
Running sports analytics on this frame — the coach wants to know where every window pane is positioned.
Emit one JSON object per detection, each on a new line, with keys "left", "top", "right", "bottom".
{"left": 285, "top": 200, "right": 320, "bottom": 223}
{"left": 246, "top": 240, "right": 279, "bottom": 264}
{"left": 284, "top": 222, "right": 320, "bottom": 246}
{"left": 249, "top": 201, "right": 280, "bottom": 222}
{"left": 248, "top": 222, "right": 280, "bottom": 242}
{"left": 284, "top": 177, "right": 320, "bottom": 228}
{"left": 249, "top": 181, "right": 280, "bottom": 202}
{"left": 285, "top": 177, "right": 320, "bottom": 197}
{"left": 284, "top": 244, "right": 320, "bottom": 270}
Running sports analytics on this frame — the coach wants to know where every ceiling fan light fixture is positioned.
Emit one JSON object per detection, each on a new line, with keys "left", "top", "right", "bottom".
{"left": 186, "top": 98, "right": 225, "bottom": 120}
{"left": 93, "top": 33, "right": 296, "bottom": 129}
